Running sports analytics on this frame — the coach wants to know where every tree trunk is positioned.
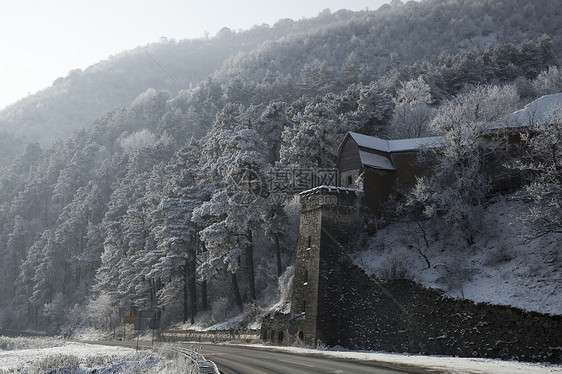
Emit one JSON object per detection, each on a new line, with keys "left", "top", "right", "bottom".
{"left": 182, "top": 263, "right": 188, "bottom": 323}
{"left": 231, "top": 272, "right": 243, "bottom": 309}
{"left": 188, "top": 256, "right": 197, "bottom": 325}
{"left": 201, "top": 280, "right": 208, "bottom": 311}
{"left": 275, "top": 235, "right": 282, "bottom": 279}
{"left": 246, "top": 230, "right": 256, "bottom": 302}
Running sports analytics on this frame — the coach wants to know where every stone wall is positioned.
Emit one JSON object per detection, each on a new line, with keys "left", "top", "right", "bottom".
{"left": 263, "top": 184, "right": 561, "bottom": 363}
{"left": 288, "top": 187, "right": 363, "bottom": 346}
{"left": 261, "top": 312, "right": 291, "bottom": 345}
{"left": 337, "top": 262, "right": 562, "bottom": 363}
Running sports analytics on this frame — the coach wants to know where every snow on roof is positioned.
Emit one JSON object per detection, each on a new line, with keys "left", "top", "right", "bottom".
{"left": 359, "top": 150, "right": 396, "bottom": 170}
{"left": 387, "top": 136, "right": 444, "bottom": 152}
{"left": 345, "top": 93, "right": 562, "bottom": 166}
{"left": 299, "top": 185, "right": 361, "bottom": 195}
{"left": 489, "top": 93, "right": 562, "bottom": 130}
{"left": 348, "top": 132, "right": 443, "bottom": 153}
{"left": 348, "top": 132, "right": 390, "bottom": 151}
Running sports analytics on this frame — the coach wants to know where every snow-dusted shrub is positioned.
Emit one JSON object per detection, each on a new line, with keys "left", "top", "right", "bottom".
{"left": 151, "top": 345, "right": 198, "bottom": 374}
{"left": 85, "top": 292, "right": 121, "bottom": 332}
{"left": 210, "top": 297, "right": 239, "bottom": 323}
{"left": 28, "top": 354, "right": 80, "bottom": 373}
{"left": 0, "top": 336, "right": 60, "bottom": 351}
{"left": 378, "top": 248, "right": 416, "bottom": 280}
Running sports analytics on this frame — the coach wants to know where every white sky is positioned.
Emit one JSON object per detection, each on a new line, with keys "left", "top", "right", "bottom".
{"left": 0, "top": 0, "right": 390, "bottom": 111}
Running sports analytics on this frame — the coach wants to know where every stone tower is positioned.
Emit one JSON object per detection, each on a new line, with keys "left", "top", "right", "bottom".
{"left": 288, "top": 186, "right": 361, "bottom": 347}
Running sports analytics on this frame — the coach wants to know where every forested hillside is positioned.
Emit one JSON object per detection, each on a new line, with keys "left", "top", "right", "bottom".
{"left": 0, "top": 0, "right": 561, "bottom": 335}
{"left": 0, "top": 9, "right": 360, "bottom": 163}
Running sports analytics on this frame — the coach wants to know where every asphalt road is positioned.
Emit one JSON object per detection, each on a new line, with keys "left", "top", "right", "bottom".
{"left": 179, "top": 343, "right": 425, "bottom": 374}
{"left": 81, "top": 340, "right": 431, "bottom": 373}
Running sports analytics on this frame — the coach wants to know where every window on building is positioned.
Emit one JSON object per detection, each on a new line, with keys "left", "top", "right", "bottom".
{"left": 347, "top": 175, "right": 353, "bottom": 186}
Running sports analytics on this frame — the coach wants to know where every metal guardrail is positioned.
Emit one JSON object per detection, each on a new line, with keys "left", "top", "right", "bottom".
{"left": 172, "top": 346, "right": 219, "bottom": 374}
{"left": 162, "top": 329, "right": 260, "bottom": 343}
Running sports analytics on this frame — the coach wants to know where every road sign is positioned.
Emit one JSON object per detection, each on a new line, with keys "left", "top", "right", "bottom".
{"left": 123, "top": 316, "right": 136, "bottom": 324}
{"left": 134, "top": 317, "right": 146, "bottom": 331}
{"left": 288, "top": 324, "right": 298, "bottom": 335}
{"left": 148, "top": 318, "right": 160, "bottom": 330}
{"left": 291, "top": 312, "right": 306, "bottom": 320}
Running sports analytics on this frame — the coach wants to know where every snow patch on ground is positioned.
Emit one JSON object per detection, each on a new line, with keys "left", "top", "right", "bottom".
{"left": 352, "top": 197, "right": 562, "bottom": 315}
{"left": 247, "top": 344, "right": 562, "bottom": 374}
{"left": 0, "top": 338, "right": 162, "bottom": 373}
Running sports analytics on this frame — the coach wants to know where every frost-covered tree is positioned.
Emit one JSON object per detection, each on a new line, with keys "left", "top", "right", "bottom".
{"left": 119, "top": 129, "right": 159, "bottom": 155}
{"left": 85, "top": 292, "right": 121, "bottom": 335}
{"left": 513, "top": 107, "right": 562, "bottom": 237}
{"left": 116, "top": 167, "right": 166, "bottom": 311}
{"left": 280, "top": 98, "right": 343, "bottom": 168}
{"left": 406, "top": 85, "right": 520, "bottom": 248}
{"left": 533, "top": 66, "right": 562, "bottom": 96}
{"left": 30, "top": 232, "right": 60, "bottom": 323}
{"left": 130, "top": 88, "right": 172, "bottom": 124}
{"left": 195, "top": 120, "right": 270, "bottom": 307}
{"left": 13, "top": 231, "right": 52, "bottom": 327}
{"left": 256, "top": 102, "right": 292, "bottom": 164}
{"left": 391, "top": 76, "right": 435, "bottom": 139}
{"left": 355, "top": 82, "right": 395, "bottom": 135}
{"left": 151, "top": 196, "right": 200, "bottom": 323}
{"left": 4, "top": 216, "right": 29, "bottom": 299}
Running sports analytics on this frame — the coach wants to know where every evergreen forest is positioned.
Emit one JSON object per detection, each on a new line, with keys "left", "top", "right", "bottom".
{"left": 0, "top": 0, "right": 561, "bottom": 335}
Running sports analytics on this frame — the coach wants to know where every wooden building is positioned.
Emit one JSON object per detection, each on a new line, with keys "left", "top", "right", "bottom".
{"left": 336, "top": 93, "right": 562, "bottom": 215}
{"left": 336, "top": 132, "right": 442, "bottom": 214}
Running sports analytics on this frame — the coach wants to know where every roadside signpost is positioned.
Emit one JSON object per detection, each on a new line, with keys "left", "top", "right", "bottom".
{"left": 288, "top": 312, "right": 306, "bottom": 335}
{"left": 132, "top": 310, "right": 160, "bottom": 349}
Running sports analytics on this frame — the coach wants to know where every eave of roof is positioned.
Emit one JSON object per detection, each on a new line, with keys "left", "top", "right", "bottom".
{"left": 359, "top": 150, "right": 396, "bottom": 171}
{"left": 348, "top": 132, "right": 443, "bottom": 153}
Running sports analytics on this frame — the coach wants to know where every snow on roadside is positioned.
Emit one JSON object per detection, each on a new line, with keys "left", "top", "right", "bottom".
{"left": 241, "top": 344, "right": 562, "bottom": 374}
{"left": 0, "top": 339, "right": 161, "bottom": 373}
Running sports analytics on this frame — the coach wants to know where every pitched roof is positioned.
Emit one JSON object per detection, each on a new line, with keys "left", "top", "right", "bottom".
{"left": 348, "top": 132, "right": 443, "bottom": 153}
{"left": 343, "top": 93, "right": 562, "bottom": 171}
